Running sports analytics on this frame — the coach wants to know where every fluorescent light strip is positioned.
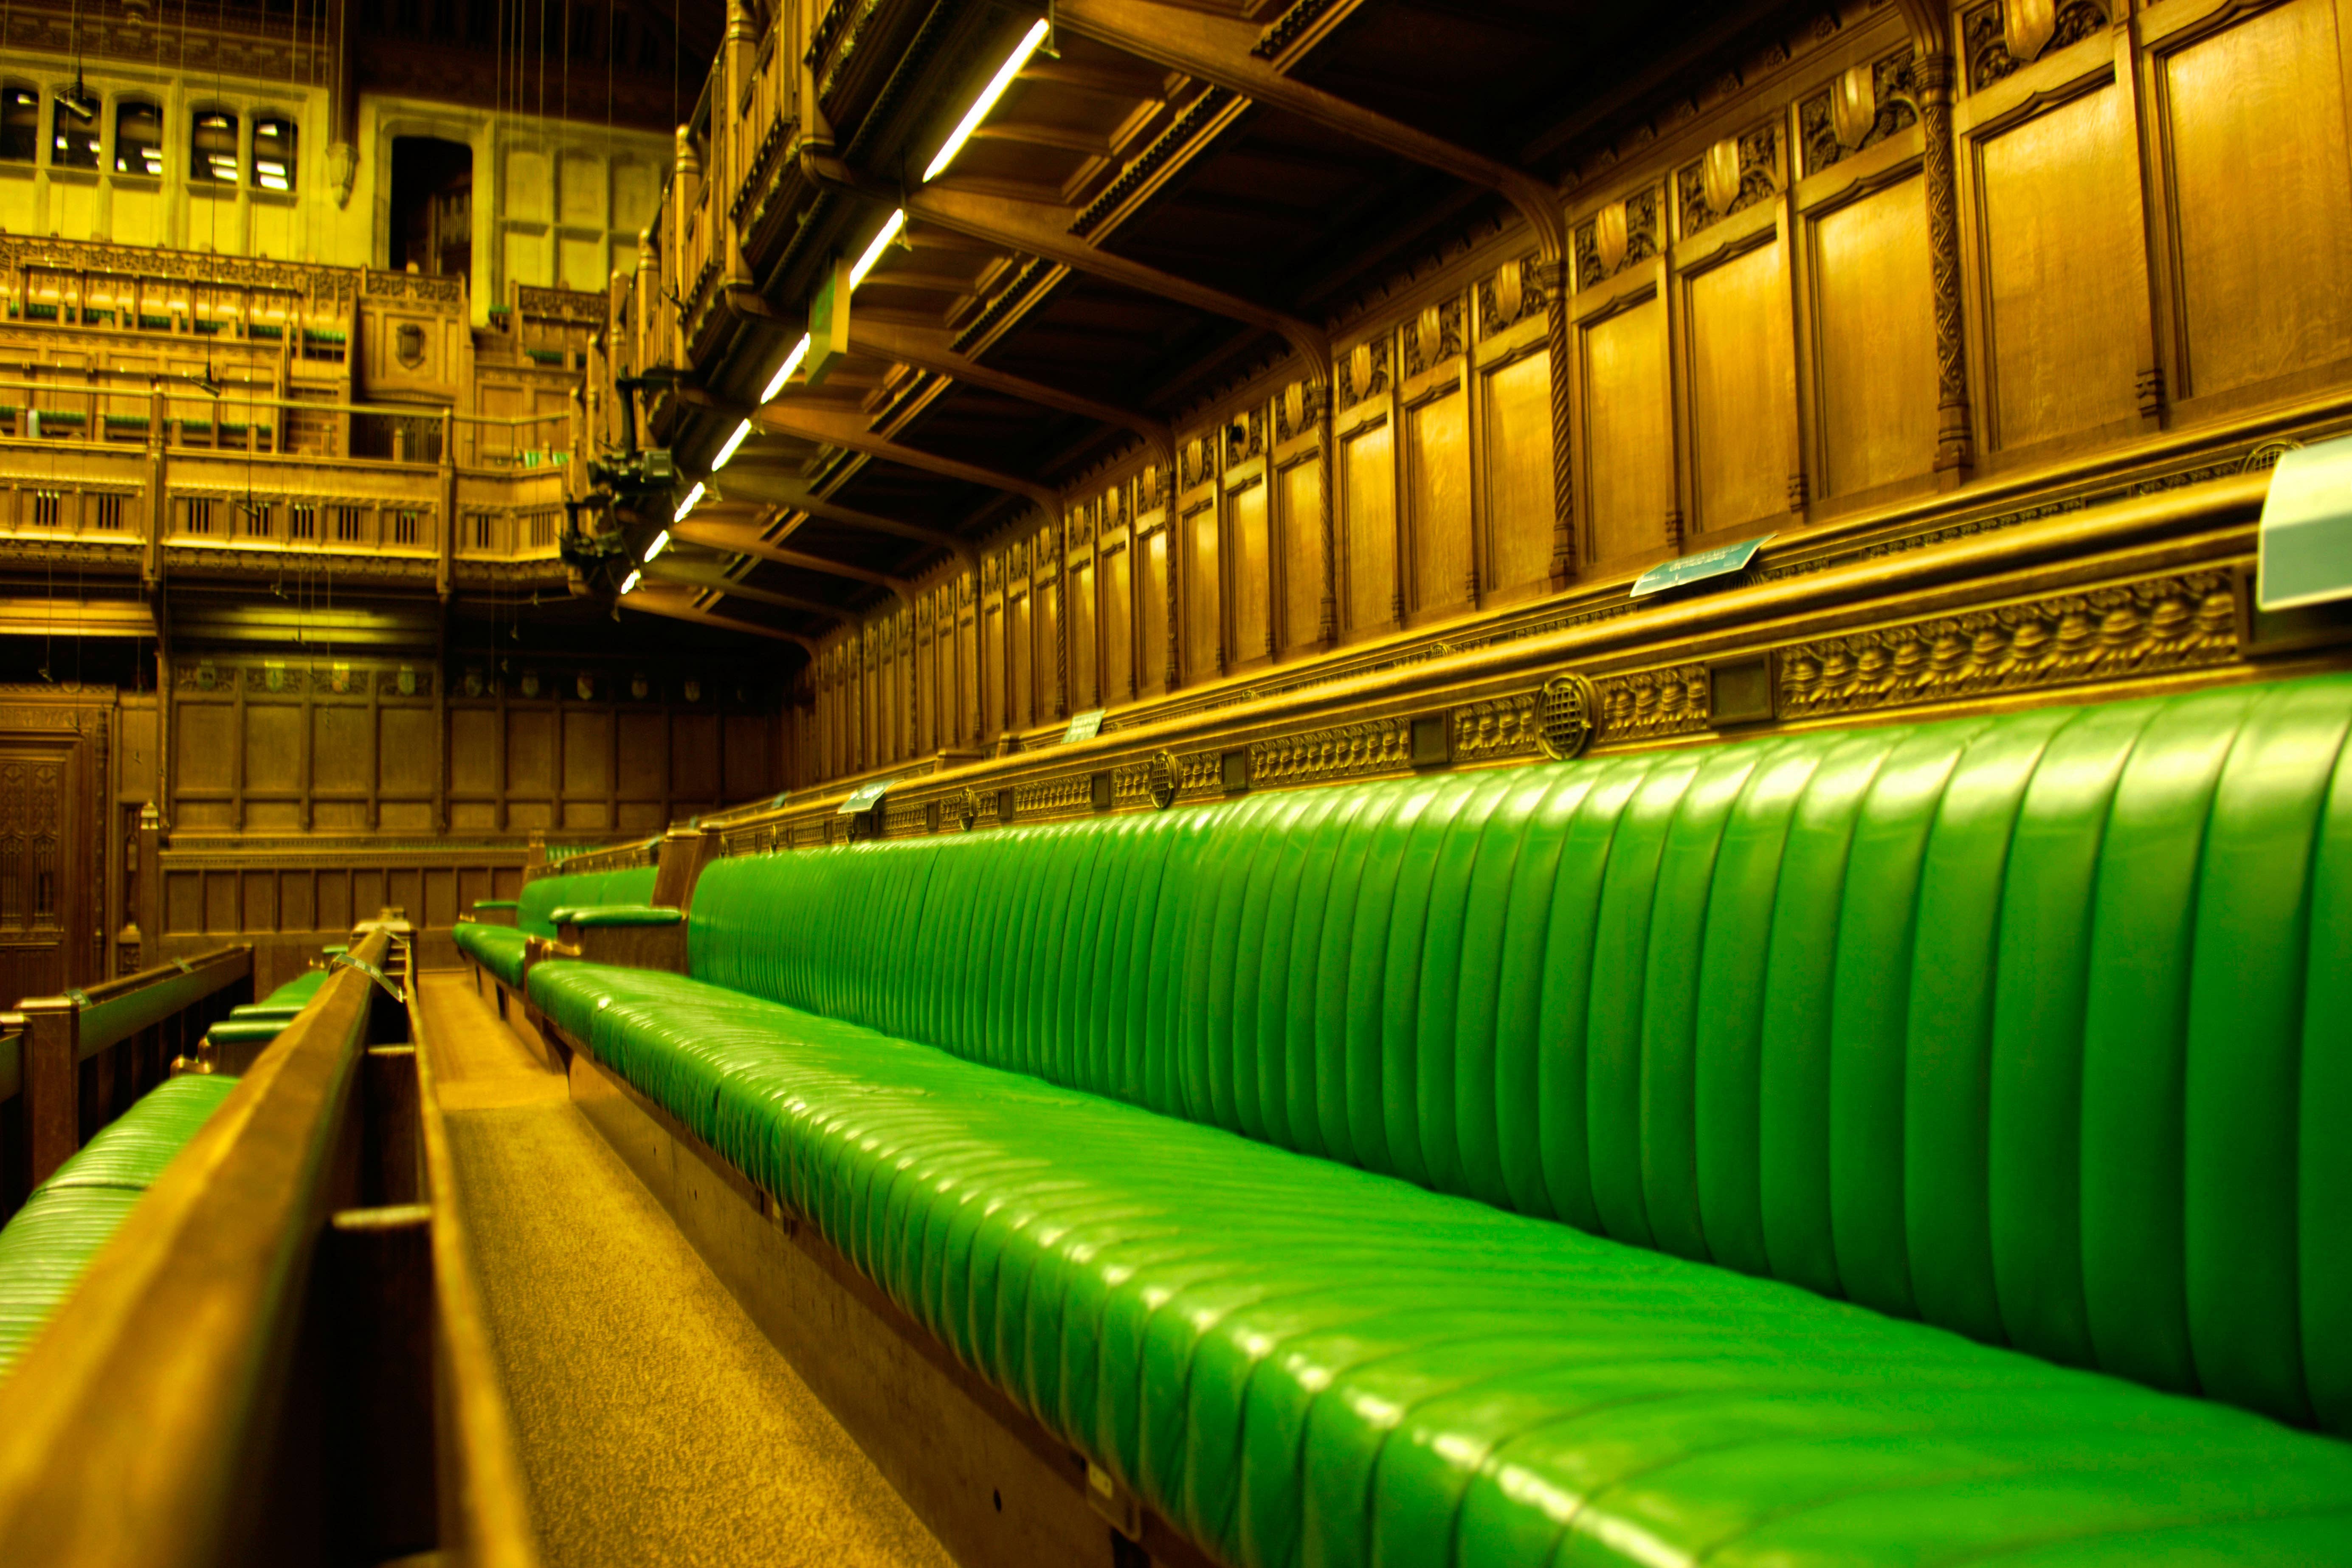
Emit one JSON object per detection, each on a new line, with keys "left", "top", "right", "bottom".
{"left": 620, "top": 569, "right": 642, "bottom": 594}
{"left": 758, "top": 335, "right": 811, "bottom": 402}
{"left": 673, "top": 481, "right": 706, "bottom": 523}
{"left": 645, "top": 529, "right": 672, "bottom": 562}
{"left": 924, "top": 17, "right": 1051, "bottom": 182}
{"left": 712, "top": 417, "right": 753, "bottom": 468}
{"left": 849, "top": 209, "right": 907, "bottom": 289}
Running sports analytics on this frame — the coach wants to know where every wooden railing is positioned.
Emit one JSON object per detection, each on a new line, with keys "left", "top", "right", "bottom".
{"left": 0, "top": 927, "right": 540, "bottom": 1568}
{"left": 5, "top": 944, "right": 253, "bottom": 1210}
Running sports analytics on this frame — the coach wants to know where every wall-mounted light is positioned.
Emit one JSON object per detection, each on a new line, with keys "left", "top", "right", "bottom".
{"left": 758, "top": 335, "right": 811, "bottom": 402}
{"left": 673, "top": 481, "right": 706, "bottom": 523}
{"left": 645, "top": 529, "right": 672, "bottom": 562}
{"left": 712, "top": 418, "right": 753, "bottom": 468}
{"left": 849, "top": 209, "right": 907, "bottom": 289}
{"left": 923, "top": 17, "right": 1051, "bottom": 182}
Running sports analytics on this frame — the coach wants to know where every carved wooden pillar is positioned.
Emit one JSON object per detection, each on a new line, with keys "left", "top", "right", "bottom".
{"left": 437, "top": 408, "right": 456, "bottom": 598}
{"left": 721, "top": 0, "right": 759, "bottom": 288}
{"left": 133, "top": 800, "right": 160, "bottom": 972}
{"left": 1915, "top": 45, "right": 1974, "bottom": 484}
{"left": 1164, "top": 470, "right": 1182, "bottom": 693}
{"left": 1544, "top": 259, "right": 1576, "bottom": 583}
{"left": 144, "top": 376, "right": 166, "bottom": 586}
{"left": 1051, "top": 531, "right": 1070, "bottom": 721}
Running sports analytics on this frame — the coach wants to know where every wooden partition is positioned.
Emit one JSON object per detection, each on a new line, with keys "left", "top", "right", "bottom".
{"left": 3, "top": 943, "right": 252, "bottom": 1212}
{"left": 0, "top": 928, "right": 539, "bottom": 1568}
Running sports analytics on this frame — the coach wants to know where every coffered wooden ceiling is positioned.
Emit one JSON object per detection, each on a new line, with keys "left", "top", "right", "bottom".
{"left": 660, "top": 0, "right": 1792, "bottom": 644}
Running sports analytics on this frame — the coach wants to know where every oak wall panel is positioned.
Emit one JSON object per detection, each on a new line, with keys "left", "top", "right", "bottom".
{"left": 244, "top": 704, "right": 303, "bottom": 794}
{"left": 1583, "top": 293, "right": 1671, "bottom": 564}
{"left": 176, "top": 704, "right": 234, "bottom": 793}
{"left": 379, "top": 707, "right": 437, "bottom": 794}
{"left": 1069, "top": 560, "right": 1097, "bottom": 712}
{"left": 1406, "top": 385, "right": 1472, "bottom": 617}
{"left": 1140, "top": 528, "right": 1168, "bottom": 695}
{"left": 1104, "top": 541, "right": 1133, "bottom": 703}
{"left": 1231, "top": 480, "right": 1270, "bottom": 664}
{"left": 1342, "top": 421, "right": 1395, "bottom": 633}
{"left": 983, "top": 601, "right": 1004, "bottom": 732}
{"left": 1977, "top": 80, "right": 2145, "bottom": 450}
{"left": 1279, "top": 457, "right": 1325, "bottom": 653}
{"left": 1011, "top": 590, "right": 1034, "bottom": 730}
{"left": 724, "top": 715, "right": 770, "bottom": 800}
{"left": 313, "top": 707, "right": 370, "bottom": 792}
{"left": 1812, "top": 176, "right": 1936, "bottom": 498}
{"left": 2163, "top": 0, "right": 2352, "bottom": 401}
{"left": 1037, "top": 581, "right": 1061, "bottom": 721}
{"left": 506, "top": 709, "right": 555, "bottom": 796}
{"left": 1482, "top": 349, "right": 1554, "bottom": 594}
{"left": 1186, "top": 503, "right": 1221, "bottom": 679}
{"left": 562, "top": 709, "right": 613, "bottom": 798}
{"left": 1685, "top": 238, "right": 1796, "bottom": 535}
{"left": 450, "top": 708, "right": 500, "bottom": 794}
{"left": 617, "top": 712, "right": 668, "bottom": 798}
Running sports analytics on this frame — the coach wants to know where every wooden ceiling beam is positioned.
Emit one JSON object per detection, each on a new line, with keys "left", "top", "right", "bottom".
{"left": 845, "top": 314, "right": 1173, "bottom": 463}
{"left": 1052, "top": 0, "right": 1567, "bottom": 261}
{"left": 672, "top": 518, "right": 918, "bottom": 601}
{"left": 619, "top": 585, "right": 817, "bottom": 651}
{"left": 640, "top": 560, "right": 852, "bottom": 622}
{"left": 803, "top": 149, "right": 1329, "bottom": 371}
{"left": 711, "top": 463, "right": 980, "bottom": 571}
{"left": 744, "top": 394, "right": 1062, "bottom": 510}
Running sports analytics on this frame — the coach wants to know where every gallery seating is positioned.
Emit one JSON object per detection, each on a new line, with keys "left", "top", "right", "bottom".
{"left": 524, "top": 672, "right": 2352, "bottom": 1565}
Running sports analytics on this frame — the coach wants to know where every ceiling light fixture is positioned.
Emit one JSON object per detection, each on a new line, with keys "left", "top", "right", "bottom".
{"left": 645, "top": 529, "right": 672, "bottom": 562}
{"left": 712, "top": 418, "right": 754, "bottom": 468}
{"left": 620, "top": 569, "right": 642, "bottom": 594}
{"left": 923, "top": 17, "right": 1051, "bottom": 182}
{"left": 849, "top": 209, "right": 907, "bottom": 288}
{"left": 673, "top": 481, "right": 706, "bottom": 523}
{"left": 759, "top": 335, "right": 812, "bottom": 402}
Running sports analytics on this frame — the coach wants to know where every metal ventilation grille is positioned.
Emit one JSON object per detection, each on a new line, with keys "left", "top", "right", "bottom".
{"left": 1538, "top": 673, "right": 1598, "bottom": 760}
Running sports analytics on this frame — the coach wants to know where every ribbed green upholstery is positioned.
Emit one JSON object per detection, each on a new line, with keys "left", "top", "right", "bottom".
{"left": 0, "top": 1074, "right": 239, "bottom": 1377}
{"left": 530, "top": 676, "right": 2352, "bottom": 1565}
{"left": 454, "top": 866, "right": 659, "bottom": 987}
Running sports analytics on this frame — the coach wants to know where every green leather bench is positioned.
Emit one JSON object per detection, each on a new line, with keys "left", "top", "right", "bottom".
{"left": 453, "top": 866, "right": 660, "bottom": 991}
{"left": 0, "top": 1074, "right": 238, "bottom": 1378}
{"left": 260, "top": 971, "right": 327, "bottom": 1009}
{"left": 529, "top": 674, "right": 2352, "bottom": 1565}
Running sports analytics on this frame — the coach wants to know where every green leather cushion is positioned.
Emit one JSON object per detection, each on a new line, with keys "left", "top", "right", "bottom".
{"left": 261, "top": 971, "right": 327, "bottom": 1008}
{"left": 229, "top": 1004, "right": 303, "bottom": 1022}
{"left": 204, "top": 1019, "right": 287, "bottom": 1047}
{"left": 527, "top": 961, "right": 2352, "bottom": 1567}
{"left": 515, "top": 866, "right": 659, "bottom": 940}
{"left": 0, "top": 1074, "right": 239, "bottom": 1377}
{"left": 453, "top": 922, "right": 529, "bottom": 987}
{"left": 682, "top": 674, "right": 2352, "bottom": 1437}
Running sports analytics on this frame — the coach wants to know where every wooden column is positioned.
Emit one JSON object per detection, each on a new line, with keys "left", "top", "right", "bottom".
{"left": 21, "top": 997, "right": 79, "bottom": 1186}
{"left": 1545, "top": 259, "right": 1575, "bottom": 582}
{"left": 1903, "top": 0, "right": 1975, "bottom": 486}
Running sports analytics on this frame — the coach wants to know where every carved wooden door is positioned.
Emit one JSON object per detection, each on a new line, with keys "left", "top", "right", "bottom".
{"left": 0, "top": 741, "right": 80, "bottom": 1006}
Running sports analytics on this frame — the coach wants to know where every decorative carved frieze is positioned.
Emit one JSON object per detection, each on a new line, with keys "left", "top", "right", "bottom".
{"left": 1966, "top": 0, "right": 2109, "bottom": 92}
{"left": 1779, "top": 572, "right": 2237, "bottom": 717}
{"left": 1800, "top": 48, "right": 1920, "bottom": 176}
{"left": 1677, "top": 128, "right": 1780, "bottom": 234}
{"left": 1477, "top": 256, "right": 1546, "bottom": 338}
{"left": 1251, "top": 718, "right": 1413, "bottom": 785}
{"left": 1575, "top": 188, "right": 1661, "bottom": 289}
{"left": 1071, "top": 88, "right": 1239, "bottom": 238}
{"left": 1597, "top": 666, "right": 1712, "bottom": 742}
{"left": 1011, "top": 774, "right": 1092, "bottom": 818}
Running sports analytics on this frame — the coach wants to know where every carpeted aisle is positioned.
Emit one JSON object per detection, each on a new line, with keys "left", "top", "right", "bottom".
{"left": 417, "top": 971, "right": 952, "bottom": 1568}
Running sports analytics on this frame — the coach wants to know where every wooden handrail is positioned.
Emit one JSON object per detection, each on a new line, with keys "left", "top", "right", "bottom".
{"left": 0, "top": 932, "right": 387, "bottom": 1565}
{"left": 9, "top": 946, "right": 254, "bottom": 1195}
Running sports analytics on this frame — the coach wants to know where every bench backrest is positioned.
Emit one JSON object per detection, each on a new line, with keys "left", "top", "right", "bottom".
{"left": 515, "top": 866, "right": 659, "bottom": 938}
{"left": 686, "top": 675, "right": 2352, "bottom": 1433}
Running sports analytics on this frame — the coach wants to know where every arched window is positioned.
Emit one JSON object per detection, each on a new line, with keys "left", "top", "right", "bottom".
{"left": 114, "top": 99, "right": 162, "bottom": 176}
{"left": 50, "top": 90, "right": 98, "bottom": 169}
{"left": 0, "top": 87, "right": 35, "bottom": 163}
{"left": 251, "top": 115, "right": 296, "bottom": 191}
{"left": 191, "top": 108, "right": 237, "bottom": 183}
